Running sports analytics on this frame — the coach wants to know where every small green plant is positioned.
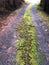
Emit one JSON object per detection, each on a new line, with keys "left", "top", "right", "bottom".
{"left": 15, "top": 5, "right": 40, "bottom": 65}
{"left": 0, "top": 8, "right": 7, "bottom": 12}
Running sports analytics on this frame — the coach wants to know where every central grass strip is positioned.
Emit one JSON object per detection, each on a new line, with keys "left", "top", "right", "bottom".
{"left": 15, "top": 5, "right": 40, "bottom": 65}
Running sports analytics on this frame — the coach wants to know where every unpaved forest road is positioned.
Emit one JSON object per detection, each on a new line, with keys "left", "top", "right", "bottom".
{"left": 0, "top": 5, "right": 26, "bottom": 65}
{"left": 31, "top": 6, "right": 49, "bottom": 65}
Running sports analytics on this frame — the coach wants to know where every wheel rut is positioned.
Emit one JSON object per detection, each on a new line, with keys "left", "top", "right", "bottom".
{"left": 31, "top": 6, "right": 49, "bottom": 65}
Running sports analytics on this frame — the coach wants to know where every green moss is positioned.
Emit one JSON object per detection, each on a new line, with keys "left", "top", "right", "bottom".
{"left": 15, "top": 5, "right": 40, "bottom": 65}
{"left": 0, "top": 8, "right": 7, "bottom": 12}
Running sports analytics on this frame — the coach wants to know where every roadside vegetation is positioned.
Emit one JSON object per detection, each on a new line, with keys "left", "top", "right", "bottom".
{"left": 40, "top": 0, "right": 49, "bottom": 14}
{"left": 15, "top": 5, "right": 40, "bottom": 65}
{"left": 0, "top": 0, "right": 25, "bottom": 18}
{"left": 0, "top": 0, "right": 25, "bottom": 29}
{"left": 0, "top": 0, "right": 25, "bottom": 11}
{"left": 35, "top": 5, "right": 49, "bottom": 24}
{"left": 35, "top": 0, "right": 49, "bottom": 24}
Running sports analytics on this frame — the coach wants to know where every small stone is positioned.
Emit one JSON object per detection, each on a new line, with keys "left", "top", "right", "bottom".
{"left": 37, "top": 34, "right": 41, "bottom": 37}
{"left": 43, "top": 21, "right": 46, "bottom": 24}
{"left": 45, "top": 29, "right": 48, "bottom": 32}
{"left": 13, "top": 33, "right": 17, "bottom": 38}
{"left": 16, "top": 39, "right": 19, "bottom": 42}
{"left": 38, "top": 47, "right": 42, "bottom": 51}
{"left": 4, "top": 23, "right": 7, "bottom": 26}
{"left": 47, "top": 44, "right": 49, "bottom": 48}
{"left": 13, "top": 52, "right": 16, "bottom": 55}
{"left": 46, "top": 56, "right": 49, "bottom": 61}
{"left": 14, "top": 35, "right": 17, "bottom": 38}
{"left": 2, "top": 29, "right": 5, "bottom": 32}
{"left": 2, "top": 45, "right": 6, "bottom": 49}
{"left": 7, "top": 47, "right": 12, "bottom": 54}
